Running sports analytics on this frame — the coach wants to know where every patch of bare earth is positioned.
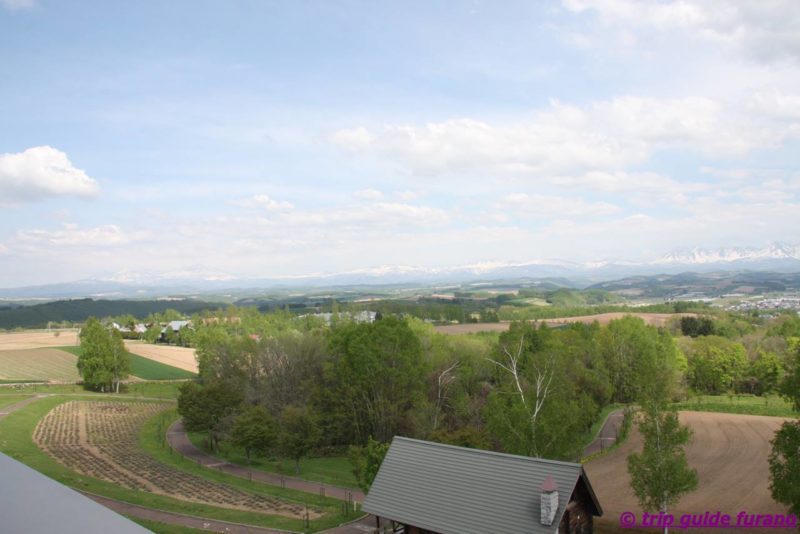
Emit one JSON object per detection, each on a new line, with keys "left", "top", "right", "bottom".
{"left": 0, "top": 330, "right": 79, "bottom": 351}
{"left": 34, "top": 400, "right": 320, "bottom": 518}
{"left": 124, "top": 341, "right": 198, "bottom": 373}
{"left": 585, "top": 411, "right": 793, "bottom": 534}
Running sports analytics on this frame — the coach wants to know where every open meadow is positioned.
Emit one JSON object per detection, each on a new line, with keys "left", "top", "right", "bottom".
{"left": 585, "top": 411, "right": 792, "bottom": 534}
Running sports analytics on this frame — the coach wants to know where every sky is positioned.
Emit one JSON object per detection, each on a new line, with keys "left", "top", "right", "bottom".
{"left": 1, "top": 0, "right": 799, "bottom": 287}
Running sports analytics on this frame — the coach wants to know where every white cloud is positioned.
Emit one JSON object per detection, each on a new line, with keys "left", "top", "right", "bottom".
{"left": 354, "top": 188, "right": 384, "bottom": 200}
{"left": 230, "top": 194, "right": 294, "bottom": 211}
{"left": 0, "top": 146, "right": 99, "bottom": 204}
{"left": 1, "top": 0, "right": 35, "bottom": 10}
{"left": 332, "top": 95, "right": 785, "bottom": 177}
{"left": 14, "top": 224, "right": 146, "bottom": 249}
{"left": 562, "top": 0, "right": 800, "bottom": 63}
{"left": 498, "top": 193, "right": 620, "bottom": 217}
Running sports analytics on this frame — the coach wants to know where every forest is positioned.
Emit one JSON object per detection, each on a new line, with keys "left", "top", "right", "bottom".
{"left": 174, "top": 306, "right": 800, "bottom": 490}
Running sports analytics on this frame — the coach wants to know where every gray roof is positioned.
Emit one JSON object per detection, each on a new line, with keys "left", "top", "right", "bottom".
{"left": 0, "top": 453, "right": 150, "bottom": 534}
{"left": 363, "top": 437, "right": 602, "bottom": 534}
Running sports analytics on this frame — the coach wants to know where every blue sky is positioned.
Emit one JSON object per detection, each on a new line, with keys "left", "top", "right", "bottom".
{"left": 1, "top": 0, "right": 799, "bottom": 286}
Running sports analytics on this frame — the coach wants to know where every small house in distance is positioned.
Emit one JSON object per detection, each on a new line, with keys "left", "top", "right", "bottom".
{"left": 363, "top": 437, "right": 602, "bottom": 534}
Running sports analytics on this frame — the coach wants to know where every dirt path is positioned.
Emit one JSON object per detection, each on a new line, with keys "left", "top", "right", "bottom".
{"left": 167, "top": 420, "right": 366, "bottom": 504}
{"left": 0, "top": 393, "right": 49, "bottom": 419}
{"left": 585, "top": 411, "right": 793, "bottom": 534}
{"left": 582, "top": 409, "right": 625, "bottom": 458}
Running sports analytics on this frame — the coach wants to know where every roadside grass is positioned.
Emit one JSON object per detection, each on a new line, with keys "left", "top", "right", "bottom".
{"left": 127, "top": 517, "right": 214, "bottom": 534}
{"left": 2, "top": 381, "right": 186, "bottom": 399}
{"left": 0, "top": 396, "right": 347, "bottom": 533}
{"left": 57, "top": 346, "right": 196, "bottom": 380}
{"left": 187, "top": 430, "right": 358, "bottom": 489}
{"left": 0, "top": 394, "right": 33, "bottom": 409}
{"left": 673, "top": 394, "right": 796, "bottom": 418}
{"left": 142, "top": 409, "right": 355, "bottom": 531}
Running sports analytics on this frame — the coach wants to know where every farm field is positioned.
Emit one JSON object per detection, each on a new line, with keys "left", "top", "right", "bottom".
{"left": 0, "top": 348, "right": 81, "bottom": 382}
{"left": 434, "top": 312, "right": 696, "bottom": 334}
{"left": 585, "top": 411, "right": 792, "bottom": 534}
{"left": 57, "top": 346, "right": 196, "bottom": 380}
{"left": 34, "top": 400, "right": 316, "bottom": 519}
{"left": 0, "top": 330, "right": 79, "bottom": 351}
{"left": 0, "top": 394, "right": 33, "bottom": 410}
{"left": 125, "top": 341, "right": 198, "bottom": 374}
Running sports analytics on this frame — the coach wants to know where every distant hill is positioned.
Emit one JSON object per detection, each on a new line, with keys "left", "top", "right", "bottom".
{"left": 588, "top": 271, "right": 800, "bottom": 299}
{"left": 0, "top": 299, "right": 224, "bottom": 329}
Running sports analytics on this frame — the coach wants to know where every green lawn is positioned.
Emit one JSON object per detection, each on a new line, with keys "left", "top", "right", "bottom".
{"left": 673, "top": 394, "right": 796, "bottom": 418}
{"left": 188, "top": 430, "right": 358, "bottom": 489}
{"left": 128, "top": 517, "right": 216, "bottom": 533}
{"left": 57, "top": 346, "right": 196, "bottom": 380}
{"left": 0, "top": 396, "right": 354, "bottom": 533}
{"left": 0, "top": 394, "right": 33, "bottom": 409}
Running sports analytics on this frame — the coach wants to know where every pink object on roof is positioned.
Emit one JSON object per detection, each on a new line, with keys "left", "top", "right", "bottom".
{"left": 541, "top": 475, "right": 558, "bottom": 492}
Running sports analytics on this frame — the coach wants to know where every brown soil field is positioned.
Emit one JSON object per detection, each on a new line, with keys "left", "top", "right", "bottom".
{"left": 0, "top": 348, "right": 81, "bottom": 382}
{"left": 585, "top": 411, "right": 793, "bottom": 534}
{"left": 434, "top": 312, "right": 696, "bottom": 335}
{"left": 124, "top": 341, "right": 198, "bottom": 373}
{"left": 0, "top": 330, "right": 79, "bottom": 351}
{"left": 35, "top": 400, "right": 320, "bottom": 519}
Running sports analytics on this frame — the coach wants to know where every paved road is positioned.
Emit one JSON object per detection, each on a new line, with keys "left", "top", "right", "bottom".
{"left": 582, "top": 408, "right": 626, "bottom": 458}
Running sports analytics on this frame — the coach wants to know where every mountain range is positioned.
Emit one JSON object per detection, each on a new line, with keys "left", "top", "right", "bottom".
{"left": 2, "top": 243, "right": 799, "bottom": 299}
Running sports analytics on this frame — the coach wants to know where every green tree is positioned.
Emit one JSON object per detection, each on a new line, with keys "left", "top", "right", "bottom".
{"left": 77, "top": 317, "right": 129, "bottom": 392}
{"left": 348, "top": 437, "right": 390, "bottom": 493}
{"left": 780, "top": 339, "right": 800, "bottom": 411}
{"left": 745, "top": 351, "right": 784, "bottom": 396}
{"left": 685, "top": 336, "right": 747, "bottom": 394}
{"left": 177, "top": 381, "right": 243, "bottom": 450}
{"left": 768, "top": 420, "right": 800, "bottom": 515}
{"left": 230, "top": 405, "right": 277, "bottom": 462}
{"left": 628, "top": 406, "right": 699, "bottom": 533}
{"left": 768, "top": 341, "right": 800, "bottom": 514}
{"left": 279, "top": 405, "right": 321, "bottom": 474}
{"left": 320, "top": 317, "right": 426, "bottom": 444}
{"left": 484, "top": 322, "right": 600, "bottom": 460}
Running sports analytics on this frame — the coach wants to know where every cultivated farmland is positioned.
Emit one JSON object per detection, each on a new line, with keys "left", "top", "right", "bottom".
{"left": 124, "top": 341, "right": 198, "bottom": 374}
{"left": 0, "top": 330, "right": 79, "bottom": 351}
{"left": 0, "top": 348, "right": 81, "bottom": 382}
{"left": 34, "top": 400, "right": 315, "bottom": 518}
{"left": 585, "top": 411, "right": 791, "bottom": 533}
{"left": 434, "top": 312, "right": 696, "bottom": 334}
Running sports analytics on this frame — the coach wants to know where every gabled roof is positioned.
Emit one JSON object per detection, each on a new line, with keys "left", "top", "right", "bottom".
{"left": 363, "top": 437, "right": 602, "bottom": 534}
{"left": 0, "top": 453, "right": 148, "bottom": 533}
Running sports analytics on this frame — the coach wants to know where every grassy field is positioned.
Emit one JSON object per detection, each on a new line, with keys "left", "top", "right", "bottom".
{"left": 3, "top": 381, "right": 186, "bottom": 399}
{"left": 127, "top": 517, "right": 208, "bottom": 534}
{"left": 0, "top": 395, "right": 351, "bottom": 533}
{"left": 57, "top": 346, "right": 196, "bottom": 380}
{"left": 673, "top": 394, "right": 797, "bottom": 418}
{"left": 188, "top": 430, "right": 358, "bottom": 489}
{"left": 0, "top": 348, "right": 81, "bottom": 382}
{"left": 0, "top": 394, "right": 33, "bottom": 409}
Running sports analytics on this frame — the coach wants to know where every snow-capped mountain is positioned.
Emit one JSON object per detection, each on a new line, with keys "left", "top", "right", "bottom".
{"left": 2, "top": 243, "right": 800, "bottom": 299}
{"left": 652, "top": 243, "right": 800, "bottom": 265}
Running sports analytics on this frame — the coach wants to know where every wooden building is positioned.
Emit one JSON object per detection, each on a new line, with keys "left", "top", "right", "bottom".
{"left": 363, "top": 437, "right": 602, "bottom": 534}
